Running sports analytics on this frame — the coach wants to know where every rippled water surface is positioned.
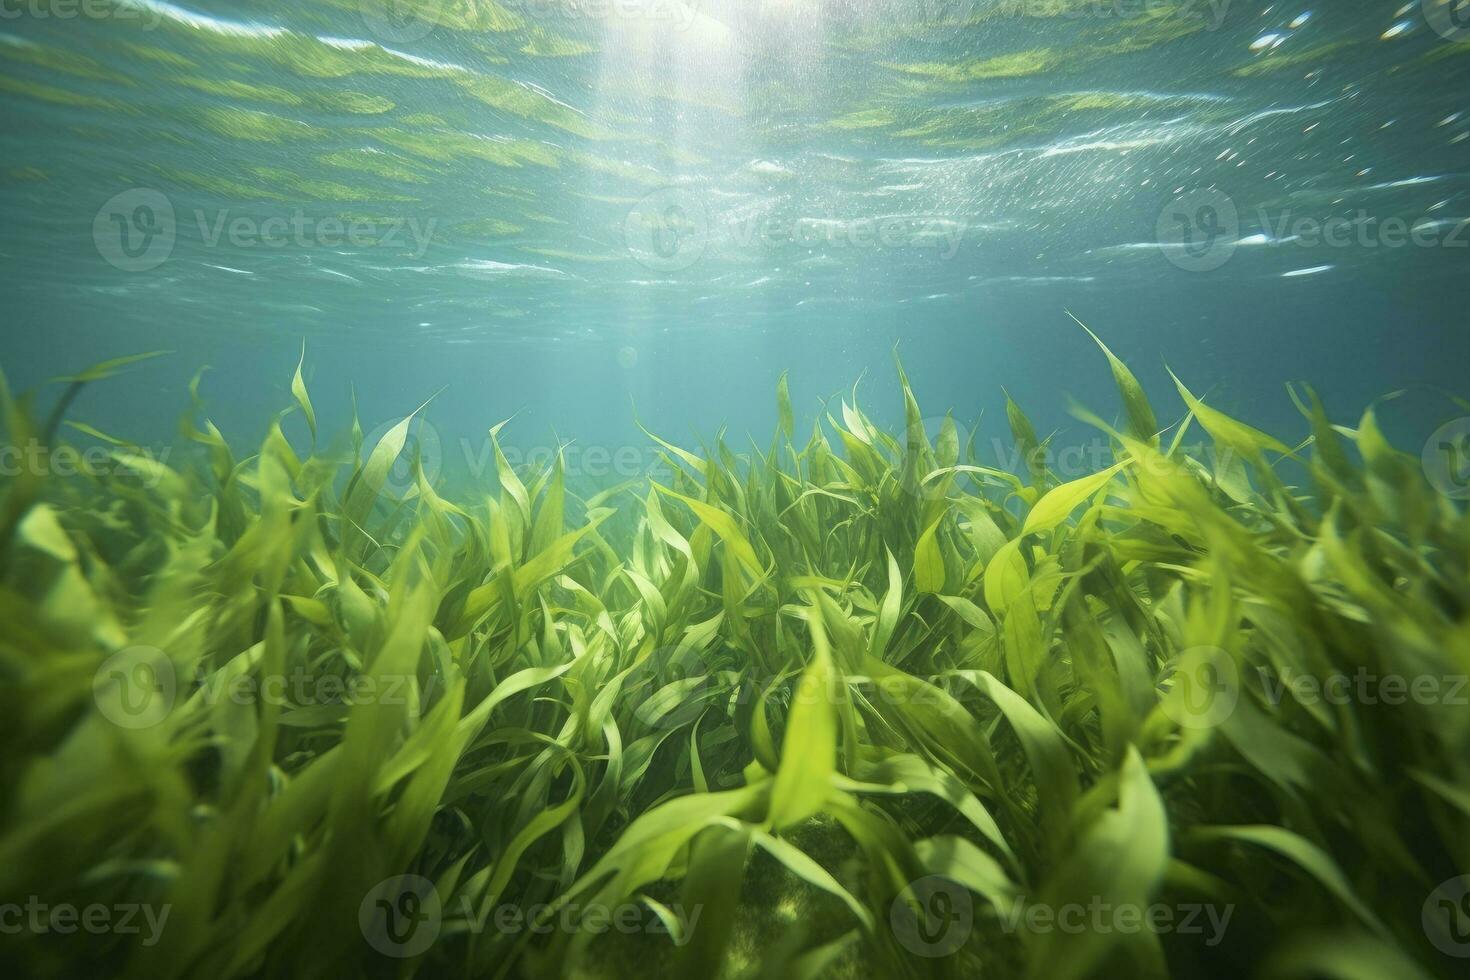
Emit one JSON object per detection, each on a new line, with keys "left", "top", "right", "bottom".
{"left": 1, "top": 0, "right": 1467, "bottom": 452}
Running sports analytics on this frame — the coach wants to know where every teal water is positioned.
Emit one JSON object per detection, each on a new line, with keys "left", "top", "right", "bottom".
{"left": 1, "top": 0, "right": 1467, "bottom": 475}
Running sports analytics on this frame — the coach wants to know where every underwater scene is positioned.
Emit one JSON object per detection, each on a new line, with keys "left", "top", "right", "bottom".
{"left": 2, "top": 1, "right": 1470, "bottom": 977}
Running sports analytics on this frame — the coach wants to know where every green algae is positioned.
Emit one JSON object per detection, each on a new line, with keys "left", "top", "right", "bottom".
{"left": 0, "top": 75, "right": 118, "bottom": 111}
{"left": 198, "top": 106, "right": 328, "bottom": 142}
{"left": 174, "top": 76, "right": 307, "bottom": 107}
{"left": 317, "top": 149, "right": 432, "bottom": 185}
{"left": 827, "top": 107, "right": 902, "bottom": 131}
{"left": 313, "top": 90, "right": 396, "bottom": 115}
{"left": 246, "top": 166, "right": 416, "bottom": 203}
{"left": 454, "top": 217, "right": 526, "bottom": 237}
{"left": 2, "top": 332, "right": 1466, "bottom": 979}
{"left": 152, "top": 167, "right": 297, "bottom": 203}
{"left": 0, "top": 37, "right": 134, "bottom": 86}
{"left": 368, "top": 126, "right": 562, "bottom": 169}
{"left": 519, "top": 26, "right": 599, "bottom": 59}
{"left": 883, "top": 48, "right": 1064, "bottom": 83}
{"left": 457, "top": 75, "right": 611, "bottom": 139}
